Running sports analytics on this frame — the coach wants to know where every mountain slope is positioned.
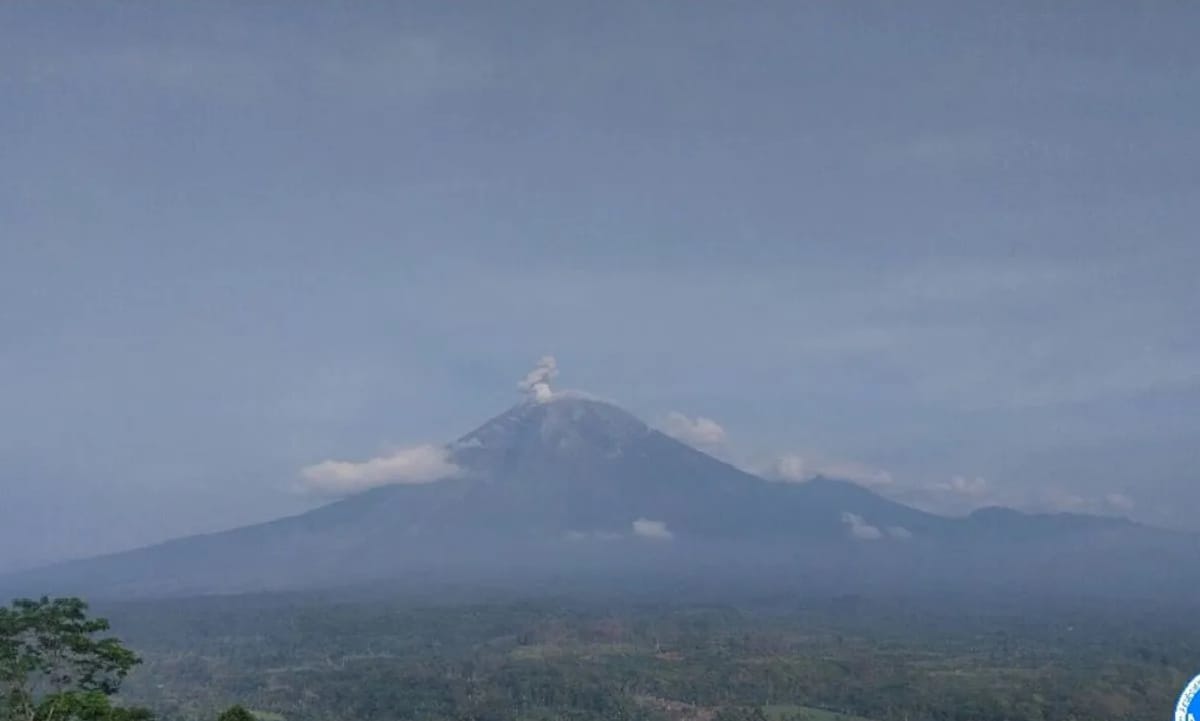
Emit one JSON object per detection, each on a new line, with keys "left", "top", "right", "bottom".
{"left": 3, "top": 396, "right": 1193, "bottom": 600}
{"left": 443, "top": 396, "right": 950, "bottom": 540}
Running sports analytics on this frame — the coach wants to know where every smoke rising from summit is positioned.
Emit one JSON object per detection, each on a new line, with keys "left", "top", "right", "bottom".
{"left": 518, "top": 356, "right": 559, "bottom": 403}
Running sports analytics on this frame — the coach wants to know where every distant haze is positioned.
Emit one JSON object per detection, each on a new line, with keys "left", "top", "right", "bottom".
{"left": 1, "top": 1, "right": 1198, "bottom": 572}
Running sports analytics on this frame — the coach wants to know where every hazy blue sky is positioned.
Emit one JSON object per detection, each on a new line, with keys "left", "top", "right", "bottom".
{"left": 2, "top": 1, "right": 1198, "bottom": 571}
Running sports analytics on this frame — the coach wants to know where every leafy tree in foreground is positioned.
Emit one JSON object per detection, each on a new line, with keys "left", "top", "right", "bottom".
{"left": 0, "top": 597, "right": 149, "bottom": 721}
{"left": 215, "top": 707, "right": 256, "bottom": 721}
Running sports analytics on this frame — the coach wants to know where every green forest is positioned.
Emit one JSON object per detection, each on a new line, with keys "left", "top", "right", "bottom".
{"left": 5, "top": 592, "right": 1187, "bottom": 721}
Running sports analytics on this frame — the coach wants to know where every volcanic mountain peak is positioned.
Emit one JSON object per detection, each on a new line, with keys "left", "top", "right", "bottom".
{"left": 3, "top": 359, "right": 1192, "bottom": 601}
{"left": 454, "top": 395, "right": 651, "bottom": 461}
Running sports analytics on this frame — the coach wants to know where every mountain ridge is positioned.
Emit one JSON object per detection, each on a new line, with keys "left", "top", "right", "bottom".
{"left": 2, "top": 394, "right": 1193, "bottom": 600}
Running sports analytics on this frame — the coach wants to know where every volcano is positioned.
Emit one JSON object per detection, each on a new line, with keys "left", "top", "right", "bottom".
{"left": 4, "top": 394, "right": 1196, "bottom": 601}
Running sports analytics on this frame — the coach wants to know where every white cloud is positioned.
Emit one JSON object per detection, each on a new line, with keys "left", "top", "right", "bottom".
{"left": 632, "top": 518, "right": 674, "bottom": 541}
{"left": 929, "top": 475, "right": 990, "bottom": 498}
{"left": 518, "top": 355, "right": 559, "bottom": 403}
{"left": 299, "top": 444, "right": 460, "bottom": 496}
{"left": 886, "top": 526, "right": 913, "bottom": 540}
{"left": 820, "top": 460, "right": 894, "bottom": 488}
{"left": 892, "top": 475, "right": 997, "bottom": 516}
{"left": 840, "top": 512, "right": 883, "bottom": 541}
{"left": 767, "top": 453, "right": 810, "bottom": 482}
{"left": 1036, "top": 488, "right": 1092, "bottom": 514}
{"left": 1104, "top": 492, "right": 1135, "bottom": 513}
{"left": 765, "top": 453, "right": 893, "bottom": 489}
{"left": 1032, "top": 488, "right": 1137, "bottom": 516}
{"left": 662, "top": 412, "right": 727, "bottom": 449}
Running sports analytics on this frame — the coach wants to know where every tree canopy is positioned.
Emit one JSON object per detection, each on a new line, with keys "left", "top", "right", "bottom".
{"left": 215, "top": 708, "right": 255, "bottom": 721}
{"left": 0, "top": 597, "right": 148, "bottom": 721}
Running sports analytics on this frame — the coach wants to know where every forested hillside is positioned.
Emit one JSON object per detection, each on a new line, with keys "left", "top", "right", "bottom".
{"left": 98, "top": 594, "right": 1197, "bottom": 721}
